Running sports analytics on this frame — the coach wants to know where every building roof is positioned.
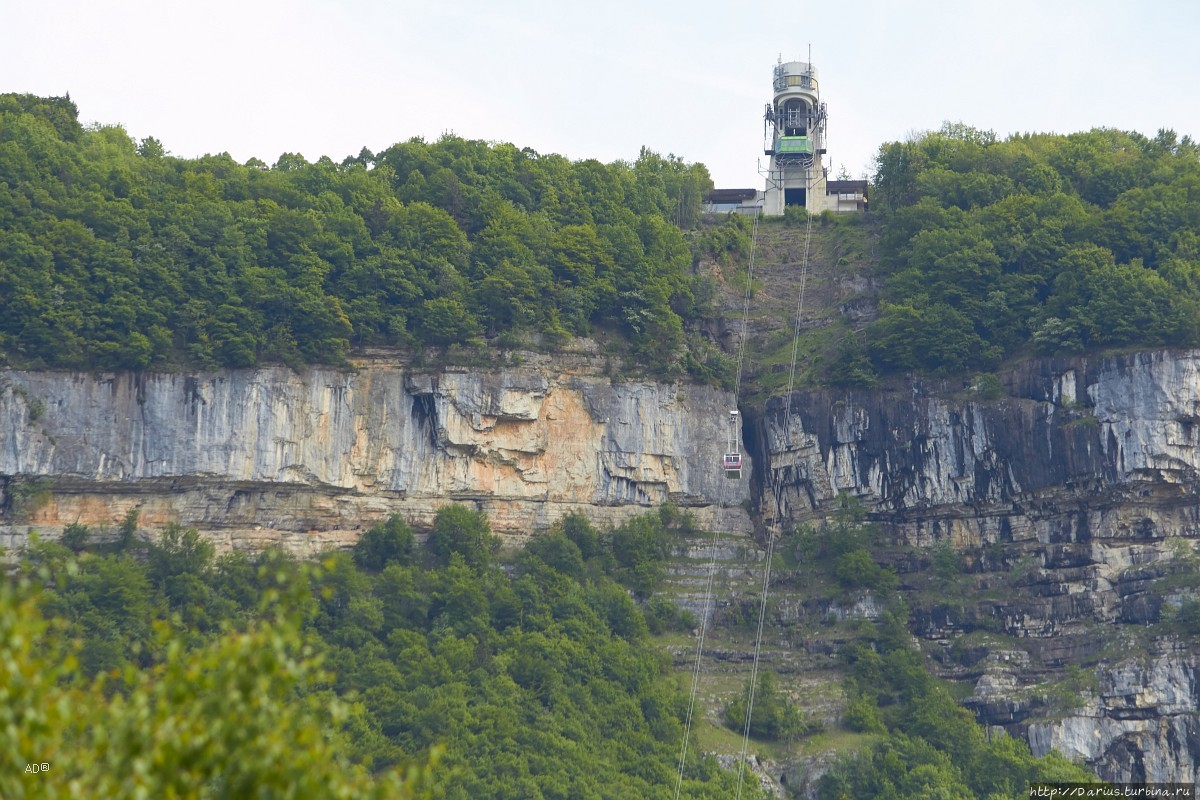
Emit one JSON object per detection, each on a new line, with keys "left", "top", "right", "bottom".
{"left": 825, "top": 180, "right": 868, "bottom": 196}
{"left": 705, "top": 188, "right": 759, "bottom": 203}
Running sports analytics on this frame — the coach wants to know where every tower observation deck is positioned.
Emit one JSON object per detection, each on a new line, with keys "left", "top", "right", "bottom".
{"left": 762, "top": 58, "right": 838, "bottom": 216}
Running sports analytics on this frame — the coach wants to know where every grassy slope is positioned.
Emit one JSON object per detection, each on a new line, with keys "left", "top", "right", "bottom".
{"left": 700, "top": 213, "right": 882, "bottom": 404}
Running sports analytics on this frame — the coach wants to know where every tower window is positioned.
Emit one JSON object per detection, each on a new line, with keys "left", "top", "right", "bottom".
{"left": 781, "top": 102, "right": 810, "bottom": 137}
{"left": 784, "top": 188, "right": 806, "bottom": 207}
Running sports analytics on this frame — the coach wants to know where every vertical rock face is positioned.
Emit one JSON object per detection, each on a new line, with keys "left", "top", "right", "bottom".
{"left": 758, "top": 350, "right": 1200, "bottom": 545}
{"left": 1027, "top": 652, "right": 1200, "bottom": 785}
{"left": 0, "top": 352, "right": 750, "bottom": 551}
{"left": 758, "top": 349, "right": 1200, "bottom": 785}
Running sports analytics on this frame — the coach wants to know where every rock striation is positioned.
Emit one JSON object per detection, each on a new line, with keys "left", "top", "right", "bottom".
{"left": 757, "top": 350, "right": 1200, "bottom": 545}
{"left": 0, "top": 350, "right": 750, "bottom": 552}
{"left": 1027, "top": 651, "right": 1200, "bottom": 785}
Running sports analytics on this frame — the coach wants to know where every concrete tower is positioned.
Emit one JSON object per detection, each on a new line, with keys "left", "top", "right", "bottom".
{"left": 762, "top": 57, "right": 828, "bottom": 216}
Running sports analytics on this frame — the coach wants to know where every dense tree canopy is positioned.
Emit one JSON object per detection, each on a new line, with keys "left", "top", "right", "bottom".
{"left": 6, "top": 501, "right": 1102, "bottom": 798}
{"left": 860, "top": 123, "right": 1200, "bottom": 376}
{"left": 7, "top": 507, "right": 756, "bottom": 799}
{"left": 0, "top": 94, "right": 715, "bottom": 376}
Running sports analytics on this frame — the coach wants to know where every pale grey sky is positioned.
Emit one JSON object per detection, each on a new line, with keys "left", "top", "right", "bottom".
{"left": 4, "top": 1, "right": 1198, "bottom": 188}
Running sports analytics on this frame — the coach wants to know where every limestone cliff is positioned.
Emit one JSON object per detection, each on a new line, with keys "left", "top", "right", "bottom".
{"left": 0, "top": 350, "right": 750, "bottom": 552}
{"left": 757, "top": 350, "right": 1200, "bottom": 544}
{"left": 757, "top": 348, "right": 1200, "bottom": 786}
{"left": 1027, "top": 651, "right": 1200, "bottom": 784}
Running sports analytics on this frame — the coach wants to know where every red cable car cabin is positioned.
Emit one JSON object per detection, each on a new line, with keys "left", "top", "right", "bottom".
{"left": 723, "top": 452, "right": 742, "bottom": 477}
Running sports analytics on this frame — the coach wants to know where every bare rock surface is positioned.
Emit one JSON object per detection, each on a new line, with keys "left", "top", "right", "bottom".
{"left": 0, "top": 350, "right": 751, "bottom": 550}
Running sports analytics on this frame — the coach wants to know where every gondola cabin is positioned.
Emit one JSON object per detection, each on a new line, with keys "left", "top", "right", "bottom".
{"left": 723, "top": 452, "right": 743, "bottom": 479}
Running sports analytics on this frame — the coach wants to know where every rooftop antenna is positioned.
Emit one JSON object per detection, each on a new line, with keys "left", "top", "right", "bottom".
{"left": 808, "top": 43, "right": 812, "bottom": 68}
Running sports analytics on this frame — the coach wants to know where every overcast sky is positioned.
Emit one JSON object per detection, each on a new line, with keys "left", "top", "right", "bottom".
{"left": 4, "top": 1, "right": 1198, "bottom": 188}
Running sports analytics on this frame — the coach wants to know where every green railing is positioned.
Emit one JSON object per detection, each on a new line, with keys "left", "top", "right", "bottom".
{"left": 776, "top": 136, "right": 812, "bottom": 154}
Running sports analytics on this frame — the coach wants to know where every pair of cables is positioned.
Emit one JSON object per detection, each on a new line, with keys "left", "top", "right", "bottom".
{"left": 675, "top": 183, "right": 815, "bottom": 800}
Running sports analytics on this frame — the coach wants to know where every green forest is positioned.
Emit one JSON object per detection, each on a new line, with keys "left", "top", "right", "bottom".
{"left": 0, "top": 93, "right": 717, "bottom": 378}
{"left": 4, "top": 95, "right": 1200, "bottom": 381}
{"left": 862, "top": 122, "right": 1200, "bottom": 376}
{"left": 6, "top": 507, "right": 758, "bottom": 799}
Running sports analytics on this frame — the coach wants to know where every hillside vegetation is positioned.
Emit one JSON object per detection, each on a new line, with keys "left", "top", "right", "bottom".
{"left": 858, "top": 123, "right": 1200, "bottom": 378}
{"left": 6, "top": 95, "right": 1198, "bottom": 386}
{"left": 4, "top": 503, "right": 1102, "bottom": 798}
{"left": 656, "top": 499, "right": 1099, "bottom": 799}
{"left": 6, "top": 507, "right": 761, "bottom": 799}
{"left": 0, "top": 94, "right": 718, "bottom": 377}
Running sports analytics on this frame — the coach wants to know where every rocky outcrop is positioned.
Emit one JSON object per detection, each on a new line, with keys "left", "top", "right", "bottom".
{"left": 1028, "top": 651, "right": 1200, "bottom": 784}
{"left": 0, "top": 350, "right": 750, "bottom": 551}
{"left": 757, "top": 350, "right": 1200, "bottom": 545}
{"left": 758, "top": 349, "right": 1200, "bottom": 785}
{"left": 754, "top": 351, "right": 1200, "bottom": 632}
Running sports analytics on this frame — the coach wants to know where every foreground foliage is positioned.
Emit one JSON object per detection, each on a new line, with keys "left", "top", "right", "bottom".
{"left": 0, "top": 581, "right": 439, "bottom": 800}
{"left": 7, "top": 507, "right": 753, "bottom": 799}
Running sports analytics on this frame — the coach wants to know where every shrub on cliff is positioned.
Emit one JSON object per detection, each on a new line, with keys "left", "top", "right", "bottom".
{"left": 723, "top": 672, "right": 811, "bottom": 742}
{"left": 425, "top": 504, "right": 496, "bottom": 570}
{"left": 354, "top": 514, "right": 416, "bottom": 572}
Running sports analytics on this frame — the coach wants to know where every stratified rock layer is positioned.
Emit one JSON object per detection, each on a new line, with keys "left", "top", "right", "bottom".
{"left": 758, "top": 351, "right": 1200, "bottom": 544}
{"left": 1027, "top": 651, "right": 1200, "bottom": 784}
{"left": 0, "top": 351, "right": 750, "bottom": 551}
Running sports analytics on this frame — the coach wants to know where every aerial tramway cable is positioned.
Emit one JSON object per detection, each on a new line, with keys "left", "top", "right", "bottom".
{"left": 673, "top": 209, "right": 761, "bottom": 800}
{"left": 735, "top": 180, "right": 816, "bottom": 800}
{"left": 674, "top": 181, "right": 816, "bottom": 800}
